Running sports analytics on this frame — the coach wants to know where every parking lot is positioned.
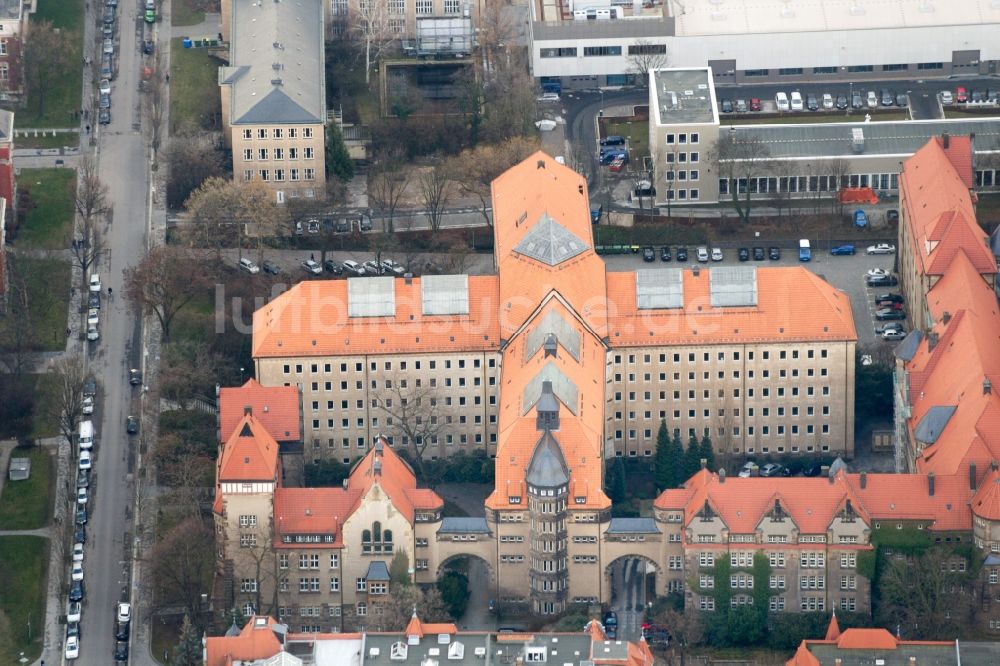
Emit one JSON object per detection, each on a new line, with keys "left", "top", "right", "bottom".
{"left": 602, "top": 245, "right": 899, "bottom": 348}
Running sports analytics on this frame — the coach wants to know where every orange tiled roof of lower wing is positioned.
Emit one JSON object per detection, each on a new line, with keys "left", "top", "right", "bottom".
{"left": 219, "top": 379, "right": 301, "bottom": 443}
{"left": 217, "top": 415, "right": 280, "bottom": 482}
{"left": 785, "top": 642, "right": 822, "bottom": 666}
{"left": 492, "top": 151, "right": 609, "bottom": 337}
{"left": 835, "top": 628, "right": 900, "bottom": 650}
{"left": 204, "top": 617, "right": 283, "bottom": 666}
{"left": 605, "top": 267, "right": 856, "bottom": 346}
{"left": 899, "top": 136, "right": 994, "bottom": 278}
{"left": 346, "top": 439, "right": 443, "bottom": 522}
{"left": 252, "top": 275, "right": 501, "bottom": 358}
{"left": 845, "top": 473, "right": 972, "bottom": 531}
{"left": 971, "top": 467, "right": 1000, "bottom": 521}
{"left": 273, "top": 487, "right": 358, "bottom": 546}
{"left": 924, "top": 251, "right": 999, "bottom": 325}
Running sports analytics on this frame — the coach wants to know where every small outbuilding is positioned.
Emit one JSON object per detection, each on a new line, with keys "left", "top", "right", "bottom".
{"left": 8, "top": 457, "right": 30, "bottom": 481}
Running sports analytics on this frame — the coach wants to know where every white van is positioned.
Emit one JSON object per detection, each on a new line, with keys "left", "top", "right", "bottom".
{"left": 775, "top": 92, "right": 790, "bottom": 111}
{"left": 790, "top": 91, "right": 803, "bottom": 111}
{"left": 238, "top": 257, "right": 260, "bottom": 274}
{"left": 79, "top": 420, "right": 94, "bottom": 450}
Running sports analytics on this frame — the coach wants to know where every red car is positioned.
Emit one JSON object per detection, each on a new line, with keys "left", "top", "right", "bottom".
{"left": 956, "top": 87, "right": 968, "bottom": 103}
{"left": 749, "top": 97, "right": 761, "bottom": 111}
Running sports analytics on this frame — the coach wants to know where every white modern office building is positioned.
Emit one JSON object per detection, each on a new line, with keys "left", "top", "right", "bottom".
{"left": 531, "top": 0, "right": 1000, "bottom": 89}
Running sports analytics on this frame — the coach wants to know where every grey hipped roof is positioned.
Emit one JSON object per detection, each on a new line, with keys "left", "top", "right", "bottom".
{"left": 438, "top": 517, "right": 490, "bottom": 534}
{"left": 606, "top": 517, "right": 660, "bottom": 534}
{"left": 526, "top": 431, "right": 570, "bottom": 488}
{"left": 914, "top": 405, "right": 958, "bottom": 445}
{"left": 366, "top": 561, "right": 391, "bottom": 581}
{"left": 894, "top": 329, "right": 923, "bottom": 361}
{"left": 514, "top": 213, "right": 589, "bottom": 266}
{"left": 224, "top": 0, "right": 325, "bottom": 125}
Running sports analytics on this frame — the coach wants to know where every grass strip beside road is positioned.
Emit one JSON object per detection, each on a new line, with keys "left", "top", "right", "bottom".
{"left": 169, "top": 39, "right": 222, "bottom": 135}
{"left": 0, "top": 447, "right": 53, "bottom": 530}
{"left": 16, "top": 132, "right": 80, "bottom": 150}
{"left": 18, "top": 0, "right": 84, "bottom": 129}
{"left": 0, "top": 257, "right": 71, "bottom": 353}
{"left": 723, "top": 111, "right": 910, "bottom": 125}
{"left": 16, "top": 168, "right": 77, "bottom": 250}
{"left": 0, "top": 536, "right": 49, "bottom": 663}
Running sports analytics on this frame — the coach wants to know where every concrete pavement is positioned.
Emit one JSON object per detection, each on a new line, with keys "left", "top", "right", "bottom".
{"left": 171, "top": 13, "right": 221, "bottom": 39}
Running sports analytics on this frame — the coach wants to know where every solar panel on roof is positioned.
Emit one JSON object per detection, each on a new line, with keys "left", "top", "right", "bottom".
{"left": 636, "top": 268, "right": 684, "bottom": 309}
{"left": 348, "top": 277, "right": 395, "bottom": 317}
{"left": 709, "top": 266, "right": 758, "bottom": 307}
{"left": 422, "top": 274, "right": 469, "bottom": 315}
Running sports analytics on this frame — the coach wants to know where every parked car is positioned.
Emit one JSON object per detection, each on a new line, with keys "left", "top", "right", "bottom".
{"left": 537, "top": 91, "right": 559, "bottom": 102}
{"left": 115, "top": 640, "right": 129, "bottom": 662}
{"left": 72, "top": 562, "right": 84, "bottom": 581}
{"left": 126, "top": 415, "right": 138, "bottom": 434}
{"left": 73, "top": 543, "right": 85, "bottom": 562}
{"left": 129, "top": 368, "right": 142, "bottom": 385}
{"left": 362, "top": 260, "right": 382, "bottom": 274}
{"left": 836, "top": 95, "right": 848, "bottom": 110}
{"left": 381, "top": 259, "right": 405, "bottom": 276}
{"left": 341, "top": 260, "right": 365, "bottom": 276}
{"left": 866, "top": 274, "right": 898, "bottom": 287}
{"left": 238, "top": 257, "right": 260, "bottom": 274}
{"left": 335, "top": 218, "right": 351, "bottom": 233}
{"left": 882, "top": 329, "right": 907, "bottom": 341}
{"left": 851, "top": 91, "right": 863, "bottom": 109}
{"left": 854, "top": 210, "right": 869, "bottom": 227}
{"left": 88, "top": 292, "right": 101, "bottom": 309}
{"left": 660, "top": 246, "right": 671, "bottom": 262}
{"left": 735, "top": 99, "right": 747, "bottom": 113}
{"left": 306, "top": 219, "right": 320, "bottom": 234}
{"left": 99, "top": 92, "right": 111, "bottom": 109}
{"left": 886, "top": 209, "right": 899, "bottom": 223}
{"left": 82, "top": 395, "right": 94, "bottom": 415}
{"left": 803, "top": 463, "right": 824, "bottom": 477}
{"left": 69, "top": 580, "right": 84, "bottom": 602}
{"left": 752, "top": 246, "right": 765, "bottom": 261}
{"left": 98, "top": 109, "right": 111, "bottom": 125}
{"left": 323, "top": 259, "right": 342, "bottom": 275}
{"left": 75, "top": 507, "right": 88, "bottom": 525}
{"left": 866, "top": 267, "right": 890, "bottom": 278}
{"left": 262, "top": 260, "right": 280, "bottom": 275}
{"left": 877, "top": 322, "right": 905, "bottom": 335}
{"left": 99, "top": 78, "right": 111, "bottom": 95}
{"left": 866, "top": 91, "right": 878, "bottom": 108}
{"left": 65, "top": 635, "right": 80, "bottom": 660}
{"left": 806, "top": 94, "right": 818, "bottom": 111}
{"left": 696, "top": 247, "right": 709, "bottom": 262}
{"left": 876, "top": 308, "right": 906, "bottom": 320}
{"left": 941, "top": 90, "right": 954, "bottom": 104}
{"left": 760, "top": 463, "right": 785, "bottom": 477}
{"left": 90, "top": 273, "right": 102, "bottom": 292}
{"left": 720, "top": 99, "right": 733, "bottom": 113}
{"left": 79, "top": 451, "right": 92, "bottom": 471}
{"left": 880, "top": 89, "right": 894, "bottom": 106}
{"left": 77, "top": 469, "right": 90, "bottom": 489}
{"left": 358, "top": 217, "right": 373, "bottom": 232}
{"left": 590, "top": 205, "right": 602, "bottom": 224}
{"left": 711, "top": 248, "right": 723, "bottom": 261}
{"left": 143, "top": 39, "right": 154, "bottom": 55}
{"left": 301, "top": 259, "right": 322, "bottom": 275}
{"left": 87, "top": 309, "right": 99, "bottom": 327}
{"left": 67, "top": 601, "right": 82, "bottom": 623}
{"left": 790, "top": 91, "right": 803, "bottom": 111}
{"left": 74, "top": 526, "right": 86, "bottom": 543}
{"left": 822, "top": 93, "right": 834, "bottom": 109}
{"left": 867, "top": 243, "right": 896, "bottom": 255}
{"left": 103, "top": 38, "right": 114, "bottom": 54}
{"left": 895, "top": 93, "right": 908, "bottom": 107}
{"left": 115, "top": 620, "right": 130, "bottom": 641}
{"left": 738, "top": 462, "right": 759, "bottom": 478}
{"left": 675, "top": 247, "right": 688, "bottom": 262}
{"left": 956, "top": 86, "right": 968, "bottom": 103}
{"left": 830, "top": 244, "right": 855, "bottom": 255}
{"left": 875, "top": 293, "right": 904, "bottom": 305}
{"left": 737, "top": 247, "right": 749, "bottom": 262}
{"left": 118, "top": 602, "right": 132, "bottom": 623}
{"left": 775, "top": 92, "right": 790, "bottom": 111}
{"left": 768, "top": 247, "right": 780, "bottom": 260}
{"left": 749, "top": 98, "right": 761, "bottom": 111}
{"left": 600, "top": 135, "right": 626, "bottom": 147}
{"left": 77, "top": 488, "right": 88, "bottom": 506}
{"left": 642, "top": 246, "right": 655, "bottom": 262}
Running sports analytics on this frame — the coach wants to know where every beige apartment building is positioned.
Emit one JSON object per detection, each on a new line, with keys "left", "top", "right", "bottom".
{"left": 219, "top": 0, "right": 326, "bottom": 203}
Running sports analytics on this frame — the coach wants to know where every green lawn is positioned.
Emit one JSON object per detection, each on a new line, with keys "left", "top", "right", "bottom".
{"left": 18, "top": 0, "right": 84, "bottom": 128}
{"left": 0, "top": 257, "right": 72, "bottom": 353}
{"left": 169, "top": 39, "right": 222, "bottom": 134}
{"left": 944, "top": 109, "right": 1000, "bottom": 120}
{"left": 602, "top": 119, "right": 649, "bottom": 163}
{"left": 171, "top": 0, "right": 206, "bottom": 26}
{"left": 16, "top": 168, "right": 77, "bottom": 250}
{"left": 0, "top": 447, "right": 53, "bottom": 530}
{"left": 16, "top": 132, "right": 79, "bottom": 150}
{"left": 30, "top": 374, "right": 62, "bottom": 439}
{"left": 0, "top": 536, "right": 49, "bottom": 663}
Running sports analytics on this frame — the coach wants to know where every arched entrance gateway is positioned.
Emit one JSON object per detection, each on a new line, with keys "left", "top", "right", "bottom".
{"left": 604, "top": 555, "right": 661, "bottom": 641}
{"left": 435, "top": 554, "right": 496, "bottom": 629}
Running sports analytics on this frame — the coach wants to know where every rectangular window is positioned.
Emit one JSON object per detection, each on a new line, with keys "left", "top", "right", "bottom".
{"left": 812, "top": 66, "right": 837, "bottom": 74}
{"left": 847, "top": 65, "right": 874, "bottom": 73}
{"left": 583, "top": 46, "right": 622, "bottom": 57}
{"left": 917, "top": 62, "right": 944, "bottom": 70}
{"left": 444, "top": 0, "right": 461, "bottom": 12}
{"left": 743, "top": 69, "right": 769, "bottom": 77}
{"left": 778, "top": 67, "right": 803, "bottom": 75}
{"left": 540, "top": 47, "right": 577, "bottom": 58}
{"left": 258, "top": 148, "right": 268, "bottom": 160}
{"left": 882, "top": 63, "right": 907, "bottom": 72}
{"left": 415, "top": 0, "right": 432, "bottom": 13}
{"left": 628, "top": 43, "right": 666, "bottom": 55}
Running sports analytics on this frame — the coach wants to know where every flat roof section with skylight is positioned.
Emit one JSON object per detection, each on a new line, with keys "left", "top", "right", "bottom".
{"left": 651, "top": 68, "right": 717, "bottom": 126}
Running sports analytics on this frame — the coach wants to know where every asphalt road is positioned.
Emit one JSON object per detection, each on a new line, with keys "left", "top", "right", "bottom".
{"left": 65, "top": 2, "right": 153, "bottom": 665}
{"left": 609, "top": 557, "right": 648, "bottom": 642}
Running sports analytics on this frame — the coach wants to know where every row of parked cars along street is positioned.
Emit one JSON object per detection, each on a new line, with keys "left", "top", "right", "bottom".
{"left": 238, "top": 256, "right": 408, "bottom": 278}
{"left": 640, "top": 245, "right": 782, "bottom": 263}
{"left": 65, "top": 370, "right": 140, "bottom": 661}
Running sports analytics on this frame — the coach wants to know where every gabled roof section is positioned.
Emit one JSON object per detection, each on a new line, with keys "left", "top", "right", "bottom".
{"left": 252, "top": 276, "right": 500, "bottom": 358}
{"left": 845, "top": 472, "right": 972, "bottom": 531}
{"left": 346, "top": 439, "right": 443, "bottom": 522}
{"left": 971, "top": 466, "right": 1000, "bottom": 521}
{"left": 513, "top": 212, "right": 589, "bottom": 266}
{"left": 824, "top": 614, "right": 841, "bottom": 641}
{"left": 204, "top": 616, "right": 284, "bottom": 666}
{"left": 218, "top": 414, "right": 280, "bottom": 483}
{"left": 525, "top": 431, "right": 571, "bottom": 488}
{"left": 524, "top": 309, "right": 581, "bottom": 361}
{"left": 225, "top": 0, "right": 325, "bottom": 125}
{"left": 219, "top": 379, "right": 301, "bottom": 443}
{"left": 521, "top": 361, "right": 578, "bottom": 416}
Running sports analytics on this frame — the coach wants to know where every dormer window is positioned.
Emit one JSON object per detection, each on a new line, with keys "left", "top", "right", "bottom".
{"left": 389, "top": 641, "right": 408, "bottom": 660}
{"left": 509, "top": 496, "right": 521, "bottom": 504}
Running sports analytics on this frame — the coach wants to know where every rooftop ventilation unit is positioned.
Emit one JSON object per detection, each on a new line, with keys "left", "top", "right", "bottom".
{"left": 851, "top": 127, "right": 865, "bottom": 153}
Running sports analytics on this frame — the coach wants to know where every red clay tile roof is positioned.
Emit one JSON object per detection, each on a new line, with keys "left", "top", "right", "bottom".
{"left": 971, "top": 466, "right": 1000, "bottom": 521}
{"left": 219, "top": 379, "right": 301, "bottom": 443}
{"left": 252, "top": 275, "right": 501, "bottom": 358}
{"left": 605, "top": 267, "right": 857, "bottom": 346}
{"left": 492, "top": 151, "right": 609, "bottom": 338}
{"left": 785, "top": 642, "right": 822, "bottom": 666}
{"left": 899, "top": 136, "right": 995, "bottom": 278}
{"left": 845, "top": 473, "right": 972, "bottom": 531}
{"left": 835, "top": 628, "right": 899, "bottom": 649}
{"left": 824, "top": 613, "right": 841, "bottom": 641}
{"left": 204, "top": 616, "right": 283, "bottom": 666}
{"left": 217, "top": 415, "right": 280, "bottom": 483}
{"left": 403, "top": 612, "right": 455, "bottom": 638}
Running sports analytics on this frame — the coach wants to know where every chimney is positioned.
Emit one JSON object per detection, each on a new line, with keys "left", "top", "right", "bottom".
{"left": 942, "top": 130, "right": 950, "bottom": 149}
{"left": 692, "top": 266, "right": 700, "bottom": 277}
{"left": 909, "top": 657, "right": 916, "bottom": 666}
{"left": 404, "top": 273, "right": 413, "bottom": 285}
{"left": 942, "top": 311, "right": 951, "bottom": 325}
{"left": 536, "top": 380, "right": 560, "bottom": 431}
{"left": 821, "top": 465, "right": 830, "bottom": 479}
{"left": 860, "top": 471, "right": 867, "bottom": 489}
{"left": 700, "top": 458, "right": 707, "bottom": 470}
{"left": 928, "top": 332, "right": 939, "bottom": 350}
{"left": 373, "top": 459, "right": 382, "bottom": 476}
{"left": 835, "top": 660, "right": 842, "bottom": 666}
{"left": 985, "top": 378, "right": 992, "bottom": 396}
{"left": 970, "top": 462, "right": 978, "bottom": 491}
{"left": 928, "top": 472, "right": 935, "bottom": 497}
{"left": 244, "top": 405, "right": 253, "bottom": 416}
{"left": 719, "top": 468, "right": 726, "bottom": 483}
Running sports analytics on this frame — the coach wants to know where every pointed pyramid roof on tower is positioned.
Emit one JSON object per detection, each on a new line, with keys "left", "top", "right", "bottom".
{"left": 824, "top": 612, "right": 841, "bottom": 641}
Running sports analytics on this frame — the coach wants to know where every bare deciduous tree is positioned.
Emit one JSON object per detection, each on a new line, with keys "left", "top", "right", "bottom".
{"left": 478, "top": 0, "right": 518, "bottom": 73}
{"left": 710, "top": 131, "right": 772, "bottom": 223}
{"left": 447, "top": 137, "right": 538, "bottom": 227}
{"left": 827, "top": 157, "right": 853, "bottom": 217}
{"left": 124, "top": 246, "right": 210, "bottom": 341}
{"left": 69, "top": 156, "right": 109, "bottom": 275}
{"left": 353, "top": 0, "right": 395, "bottom": 85}
{"left": 146, "top": 55, "right": 167, "bottom": 158}
{"left": 626, "top": 39, "right": 668, "bottom": 84}
{"left": 183, "top": 178, "right": 288, "bottom": 264}
{"left": 22, "top": 21, "right": 74, "bottom": 118}
{"left": 149, "top": 516, "right": 216, "bottom": 621}
{"left": 375, "top": 376, "right": 446, "bottom": 480}
{"left": 49, "top": 354, "right": 87, "bottom": 448}
{"left": 419, "top": 163, "right": 452, "bottom": 233}
{"left": 160, "top": 341, "right": 220, "bottom": 409}
{"left": 369, "top": 150, "right": 411, "bottom": 233}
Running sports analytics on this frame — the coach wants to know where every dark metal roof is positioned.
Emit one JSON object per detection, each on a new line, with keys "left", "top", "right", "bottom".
{"left": 894, "top": 329, "right": 923, "bottom": 361}
{"left": 438, "top": 517, "right": 490, "bottom": 534}
{"left": 914, "top": 405, "right": 958, "bottom": 445}
{"left": 526, "top": 431, "right": 570, "bottom": 488}
{"left": 366, "top": 561, "right": 390, "bottom": 582}
{"left": 514, "top": 213, "right": 589, "bottom": 266}
{"left": 605, "top": 517, "right": 660, "bottom": 534}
